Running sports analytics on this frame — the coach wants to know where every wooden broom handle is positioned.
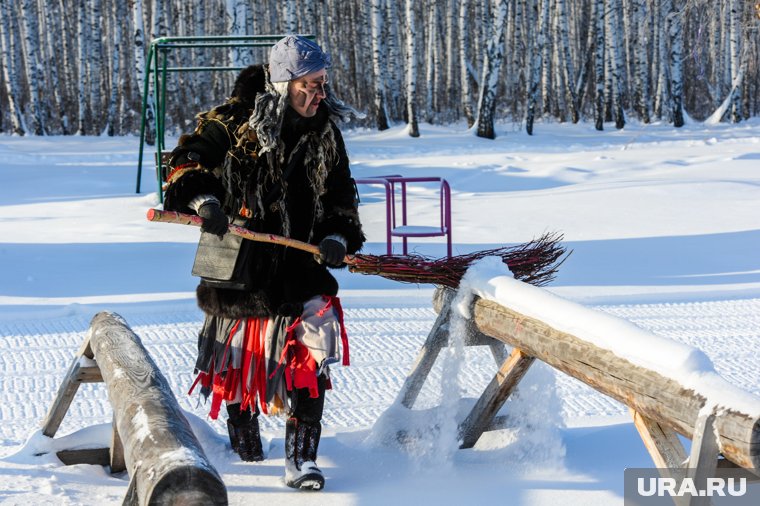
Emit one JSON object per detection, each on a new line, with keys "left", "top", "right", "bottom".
{"left": 146, "top": 209, "right": 357, "bottom": 265}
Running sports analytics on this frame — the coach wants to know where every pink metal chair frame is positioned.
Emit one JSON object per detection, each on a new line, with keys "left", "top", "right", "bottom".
{"left": 355, "top": 176, "right": 452, "bottom": 257}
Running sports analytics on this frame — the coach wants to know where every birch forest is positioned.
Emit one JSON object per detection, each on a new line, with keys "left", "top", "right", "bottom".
{"left": 1, "top": 0, "right": 759, "bottom": 139}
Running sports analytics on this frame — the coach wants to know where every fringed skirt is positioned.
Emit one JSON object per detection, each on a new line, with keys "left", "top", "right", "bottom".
{"left": 189, "top": 295, "right": 350, "bottom": 420}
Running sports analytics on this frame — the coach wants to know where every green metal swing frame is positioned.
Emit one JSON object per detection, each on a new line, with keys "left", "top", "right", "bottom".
{"left": 134, "top": 34, "right": 314, "bottom": 201}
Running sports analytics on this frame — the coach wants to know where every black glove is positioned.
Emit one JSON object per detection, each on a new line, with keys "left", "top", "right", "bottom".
{"left": 318, "top": 237, "right": 346, "bottom": 267}
{"left": 197, "top": 201, "right": 228, "bottom": 237}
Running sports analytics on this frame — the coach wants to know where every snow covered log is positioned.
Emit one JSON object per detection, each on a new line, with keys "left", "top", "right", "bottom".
{"left": 435, "top": 285, "right": 760, "bottom": 471}
{"left": 87, "top": 312, "right": 227, "bottom": 506}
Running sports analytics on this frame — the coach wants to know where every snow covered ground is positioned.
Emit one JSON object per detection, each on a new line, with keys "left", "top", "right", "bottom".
{"left": 1, "top": 117, "right": 759, "bottom": 505}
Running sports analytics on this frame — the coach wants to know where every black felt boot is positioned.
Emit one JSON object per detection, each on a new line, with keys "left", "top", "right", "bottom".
{"left": 284, "top": 417, "right": 324, "bottom": 490}
{"left": 226, "top": 403, "right": 264, "bottom": 462}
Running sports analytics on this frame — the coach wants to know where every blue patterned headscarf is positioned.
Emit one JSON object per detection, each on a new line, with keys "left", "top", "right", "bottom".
{"left": 268, "top": 35, "right": 332, "bottom": 83}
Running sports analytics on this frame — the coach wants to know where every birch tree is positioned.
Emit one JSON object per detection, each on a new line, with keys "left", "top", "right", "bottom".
{"left": 507, "top": 0, "right": 526, "bottom": 118}
{"left": 459, "top": 0, "right": 475, "bottom": 126}
{"left": 526, "top": 0, "right": 551, "bottom": 135}
{"left": 405, "top": 0, "right": 419, "bottom": 137}
{"left": 445, "top": 0, "right": 458, "bottom": 120}
{"left": 592, "top": 0, "right": 606, "bottom": 130}
{"left": 728, "top": 0, "right": 743, "bottom": 122}
{"left": 75, "top": 0, "right": 89, "bottom": 134}
{"left": 556, "top": 0, "right": 579, "bottom": 123}
{"left": 228, "top": 0, "right": 253, "bottom": 67}
{"left": 42, "top": 0, "right": 68, "bottom": 134}
{"left": 706, "top": 0, "right": 749, "bottom": 124}
{"left": 424, "top": 0, "right": 439, "bottom": 121}
{"left": 150, "top": 0, "right": 165, "bottom": 40}
{"left": 106, "top": 0, "right": 122, "bottom": 136}
{"left": 631, "top": 0, "right": 650, "bottom": 123}
{"left": 285, "top": 0, "right": 297, "bottom": 33}
{"left": 475, "top": 0, "right": 508, "bottom": 139}
{"left": 606, "top": 0, "right": 626, "bottom": 128}
{"left": 131, "top": 0, "right": 154, "bottom": 144}
{"left": 540, "top": 0, "right": 555, "bottom": 117}
{"left": 575, "top": 0, "right": 595, "bottom": 114}
{"left": 20, "top": 0, "right": 45, "bottom": 134}
{"left": 385, "top": 0, "right": 403, "bottom": 118}
{"left": 88, "top": 0, "right": 104, "bottom": 133}
{"left": 667, "top": 0, "right": 684, "bottom": 127}
{"left": 653, "top": 0, "right": 667, "bottom": 120}
{"left": 370, "top": 0, "right": 390, "bottom": 130}
{"left": 0, "top": 0, "right": 25, "bottom": 135}
{"left": 301, "top": 0, "right": 316, "bottom": 35}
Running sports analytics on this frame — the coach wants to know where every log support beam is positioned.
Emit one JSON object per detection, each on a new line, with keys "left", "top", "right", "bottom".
{"left": 42, "top": 312, "right": 227, "bottom": 505}
{"left": 395, "top": 288, "right": 527, "bottom": 448}
{"left": 396, "top": 285, "right": 760, "bottom": 488}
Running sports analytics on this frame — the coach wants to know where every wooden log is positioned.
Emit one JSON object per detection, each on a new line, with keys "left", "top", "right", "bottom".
{"left": 88, "top": 312, "right": 227, "bottom": 506}
{"left": 41, "top": 358, "right": 101, "bottom": 437}
{"left": 685, "top": 412, "right": 720, "bottom": 506}
{"left": 397, "top": 306, "right": 448, "bottom": 408}
{"left": 435, "top": 289, "right": 760, "bottom": 470}
{"left": 397, "top": 289, "right": 504, "bottom": 409}
{"left": 110, "top": 414, "right": 126, "bottom": 474}
{"left": 458, "top": 348, "right": 535, "bottom": 448}
{"left": 631, "top": 409, "right": 688, "bottom": 469}
{"left": 56, "top": 447, "right": 110, "bottom": 466}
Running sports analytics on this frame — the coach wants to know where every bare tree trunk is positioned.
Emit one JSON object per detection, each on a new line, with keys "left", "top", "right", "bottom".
{"left": 706, "top": 0, "right": 749, "bottom": 124}
{"left": 20, "top": 0, "right": 45, "bottom": 134}
{"left": 667, "top": 0, "right": 684, "bottom": 127}
{"left": 131, "top": 0, "right": 154, "bottom": 144}
{"left": 653, "top": 0, "right": 668, "bottom": 120}
{"left": 540, "top": 0, "right": 554, "bottom": 118}
{"left": 106, "top": 0, "right": 122, "bottom": 136}
{"left": 285, "top": 0, "right": 297, "bottom": 33}
{"left": 301, "top": 0, "right": 316, "bottom": 35}
{"left": 606, "top": 0, "right": 625, "bottom": 129}
{"left": 593, "top": 0, "right": 605, "bottom": 130}
{"left": 0, "top": 0, "right": 25, "bottom": 135}
{"left": 385, "top": 0, "right": 402, "bottom": 119}
{"left": 459, "top": 0, "right": 475, "bottom": 127}
{"left": 444, "top": 0, "right": 458, "bottom": 120}
{"left": 707, "top": 1, "right": 724, "bottom": 105}
{"left": 89, "top": 0, "right": 104, "bottom": 133}
{"left": 41, "top": 0, "right": 68, "bottom": 134}
{"left": 631, "top": 0, "right": 650, "bottom": 123}
{"left": 728, "top": 0, "right": 743, "bottom": 122}
{"left": 510, "top": 0, "right": 526, "bottom": 118}
{"left": 424, "top": 0, "right": 438, "bottom": 122}
{"left": 574, "top": 0, "right": 594, "bottom": 115}
{"left": 476, "top": 0, "right": 508, "bottom": 139}
{"left": 150, "top": 0, "right": 164, "bottom": 40}
{"left": 75, "top": 0, "right": 89, "bottom": 134}
{"left": 556, "top": 0, "right": 579, "bottom": 123}
{"left": 370, "top": 0, "right": 389, "bottom": 130}
{"left": 526, "top": 0, "right": 550, "bottom": 135}
{"left": 228, "top": 0, "right": 253, "bottom": 67}
{"left": 405, "top": 0, "right": 419, "bottom": 137}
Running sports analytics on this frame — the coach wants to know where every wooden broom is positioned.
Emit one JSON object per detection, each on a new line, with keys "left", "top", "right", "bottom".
{"left": 147, "top": 209, "right": 568, "bottom": 287}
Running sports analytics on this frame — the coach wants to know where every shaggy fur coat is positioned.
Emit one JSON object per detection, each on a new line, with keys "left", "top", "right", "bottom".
{"left": 163, "top": 64, "right": 365, "bottom": 320}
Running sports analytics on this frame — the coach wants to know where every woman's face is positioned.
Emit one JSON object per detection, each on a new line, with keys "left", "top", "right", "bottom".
{"left": 288, "top": 69, "right": 328, "bottom": 118}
